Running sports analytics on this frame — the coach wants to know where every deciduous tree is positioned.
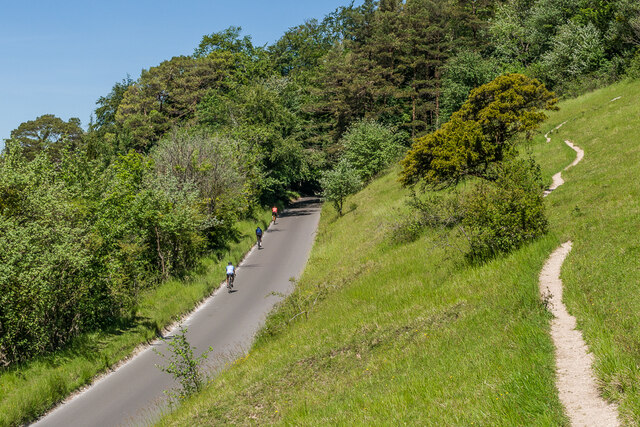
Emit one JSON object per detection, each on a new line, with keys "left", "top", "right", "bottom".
{"left": 320, "top": 160, "right": 361, "bottom": 216}
{"left": 8, "top": 114, "right": 84, "bottom": 161}
{"left": 116, "top": 55, "right": 236, "bottom": 151}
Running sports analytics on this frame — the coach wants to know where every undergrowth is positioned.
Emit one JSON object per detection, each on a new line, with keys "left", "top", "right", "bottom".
{"left": 0, "top": 210, "right": 271, "bottom": 427}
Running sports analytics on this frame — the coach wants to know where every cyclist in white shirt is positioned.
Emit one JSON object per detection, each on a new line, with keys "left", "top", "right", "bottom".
{"left": 226, "top": 262, "right": 235, "bottom": 290}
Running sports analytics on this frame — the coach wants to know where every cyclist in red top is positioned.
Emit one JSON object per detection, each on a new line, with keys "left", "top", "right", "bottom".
{"left": 271, "top": 206, "right": 278, "bottom": 223}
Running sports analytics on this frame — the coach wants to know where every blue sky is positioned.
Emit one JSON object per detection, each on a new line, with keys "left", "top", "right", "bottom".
{"left": 0, "top": 0, "right": 360, "bottom": 145}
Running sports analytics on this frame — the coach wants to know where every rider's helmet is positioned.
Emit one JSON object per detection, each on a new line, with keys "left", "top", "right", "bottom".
{"left": 228, "top": 261, "right": 232, "bottom": 265}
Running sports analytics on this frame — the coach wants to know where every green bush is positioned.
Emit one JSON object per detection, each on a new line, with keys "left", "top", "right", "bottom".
{"left": 0, "top": 145, "right": 209, "bottom": 364}
{"left": 320, "top": 160, "right": 361, "bottom": 216}
{"left": 0, "top": 147, "right": 107, "bottom": 362}
{"left": 461, "top": 157, "right": 548, "bottom": 261}
{"left": 155, "top": 326, "right": 212, "bottom": 401}
{"left": 389, "top": 192, "right": 463, "bottom": 244}
{"left": 541, "top": 21, "right": 606, "bottom": 87}
{"left": 340, "top": 120, "right": 404, "bottom": 182}
{"left": 625, "top": 51, "right": 640, "bottom": 79}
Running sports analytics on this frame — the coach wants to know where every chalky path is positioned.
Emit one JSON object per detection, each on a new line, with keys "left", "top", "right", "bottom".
{"left": 541, "top": 126, "right": 619, "bottom": 426}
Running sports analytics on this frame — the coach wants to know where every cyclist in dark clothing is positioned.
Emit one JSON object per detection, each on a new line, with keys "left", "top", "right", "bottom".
{"left": 256, "top": 226, "right": 263, "bottom": 248}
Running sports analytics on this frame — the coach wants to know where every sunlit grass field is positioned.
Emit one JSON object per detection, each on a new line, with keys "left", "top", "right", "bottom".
{"left": 161, "top": 79, "right": 640, "bottom": 425}
{"left": 0, "top": 210, "right": 271, "bottom": 426}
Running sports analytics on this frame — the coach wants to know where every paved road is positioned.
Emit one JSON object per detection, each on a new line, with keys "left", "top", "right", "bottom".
{"left": 35, "top": 198, "right": 322, "bottom": 427}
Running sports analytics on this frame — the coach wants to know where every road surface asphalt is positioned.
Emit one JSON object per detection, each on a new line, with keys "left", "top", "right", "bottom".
{"left": 35, "top": 198, "right": 322, "bottom": 426}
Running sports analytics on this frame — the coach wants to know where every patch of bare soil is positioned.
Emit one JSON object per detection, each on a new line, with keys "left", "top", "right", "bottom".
{"left": 543, "top": 140, "right": 584, "bottom": 196}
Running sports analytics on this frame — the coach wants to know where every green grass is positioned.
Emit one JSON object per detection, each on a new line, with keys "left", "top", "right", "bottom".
{"left": 159, "top": 172, "right": 567, "bottom": 425}
{"left": 531, "top": 79, "right": 640, "bottom": 424}
{"left": 161, "top": 79, "right": 640, "bottom": 425}
{"left": 0, "top": 210, "right": 271, "bottom": 427}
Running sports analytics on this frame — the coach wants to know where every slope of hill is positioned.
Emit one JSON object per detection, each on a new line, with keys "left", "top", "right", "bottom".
{"left": 533, "top": 79, "right": 640, "bottom": 422}
{"left": 160, "top": 78, "right": 640, "bottom": 425}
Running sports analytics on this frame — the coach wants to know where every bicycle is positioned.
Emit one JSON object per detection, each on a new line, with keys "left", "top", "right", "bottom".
{"left": 226, "top": 273, "right": 235, "bottom": 292}
{"left": 257, "top": 235, "right": 262, "bottom": 249}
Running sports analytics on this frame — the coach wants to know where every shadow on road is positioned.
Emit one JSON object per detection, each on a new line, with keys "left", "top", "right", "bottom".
{"left": 279, "top": 197, "right": 321, "bottom": 218}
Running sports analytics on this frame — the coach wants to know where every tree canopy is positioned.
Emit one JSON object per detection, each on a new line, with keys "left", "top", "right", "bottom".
{"left": 400, "top": 73, "right": 557, "bottom": 188}
{"left": 8, "top": 114, "right": 84, "bottom": 161}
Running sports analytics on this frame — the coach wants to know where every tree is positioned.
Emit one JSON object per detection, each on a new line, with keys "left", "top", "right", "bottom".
{"left": 87, "top": 77, "right": 135, "bottom": 159}
{"left": 311, "top": 0, "right": 466, "bottom": 139}
{"left": 340, "top": 119, "right": 404, "bottom": 181}
{"left": 399, "top": 0, "right": 452, "bottom": 134}
{"left": 400, "top": 73, "right": 557, "bottom": 188}
{"left": 440, "top": 51, "right": 500, "bottom": 123}
{"left": 447, "top": 0, "right": 497, "bottom": 49}
{"left": 152, "top": 129, "right": 245, "bottom": 216}
{"left": 541, "top": 21, "right": 606, "bottom": 85}
{"left": 269, "top": 19, "right": 336, "bottom": 78}
{"left": 116, "top": 55, "right": 237, "bottom": 151}
{"left": 194, "top": 26, "right": 271, "bottom": 84}
{"left": 320, "top": 160, "right": 361, "bottom": 216}
{"left": 94, "top": 76, "right": 134, "bottom": 131}
{"left": 489, "top": 0, "right": 573, "bottom": 68}
{"left": 194, "top": 26, "right": 253, "bottom": 56}
{"left": 8, "top": 114, "right": 84, "bottom": 161}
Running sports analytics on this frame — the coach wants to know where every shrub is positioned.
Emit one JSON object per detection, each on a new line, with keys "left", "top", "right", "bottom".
{"left": 401, "top": 74, "right": 557, "bottom": 188}
{"left": 0, "top": 144, "right": 210, "bottom": 364}
{"left": 541, "top": 21, "right": 606, "bottom": 86}
{"left": 154, "top": 326, "right": 212, "bottom": 401}
{"left": 340, "top": 120, "right": 404, "bottom": 182}
{"left": 320, "top": 160, "right": 361, "bottom": 216}
{"left": 0, "top": 147, "right": 115, "bottom": 363}
{"left": 625, "top": 51, "right": 640, "bottom": 79}
{"left": 461, "top": 157, "right": 547, "bottom": 261}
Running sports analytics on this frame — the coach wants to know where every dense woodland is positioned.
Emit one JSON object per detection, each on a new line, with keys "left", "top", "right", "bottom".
{"left": 2, "top": 0, "right": 640, "bottom": 365}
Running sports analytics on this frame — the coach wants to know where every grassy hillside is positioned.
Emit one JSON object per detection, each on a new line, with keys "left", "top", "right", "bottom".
{"left": 532, "top": 80, "right": 640, "bottom": 421}
{"left": 160, "top": 172, "right": 567, "bottom": 424}
{"left": 161, "top": 79, "right": 640, "bottom": 425}
{"left": 0, "top": 211, "right": 271, "bottom": 427}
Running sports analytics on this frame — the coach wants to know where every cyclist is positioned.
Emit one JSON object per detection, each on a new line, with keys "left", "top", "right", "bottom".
{"left": 271, "top": 206, "right": 278, "bottom": 223}
{"left": 225, "top": 261, "right": 235, "bottom": 291}
{"left": 255, "top": 225, "right": 263, "bottom": 248}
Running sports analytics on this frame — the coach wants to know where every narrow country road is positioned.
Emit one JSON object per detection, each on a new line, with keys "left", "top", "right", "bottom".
{"left": 35, "top": 198, "right": 322, "bottom": 427}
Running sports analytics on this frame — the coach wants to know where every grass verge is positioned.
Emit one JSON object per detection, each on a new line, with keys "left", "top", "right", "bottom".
{"left": 0, "top": 210, "right": 271, "bottom": 427}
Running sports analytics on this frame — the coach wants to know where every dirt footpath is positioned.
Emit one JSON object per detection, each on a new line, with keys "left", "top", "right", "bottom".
{"left": 540, "top": 130, "right": 619, "bottom": 426}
